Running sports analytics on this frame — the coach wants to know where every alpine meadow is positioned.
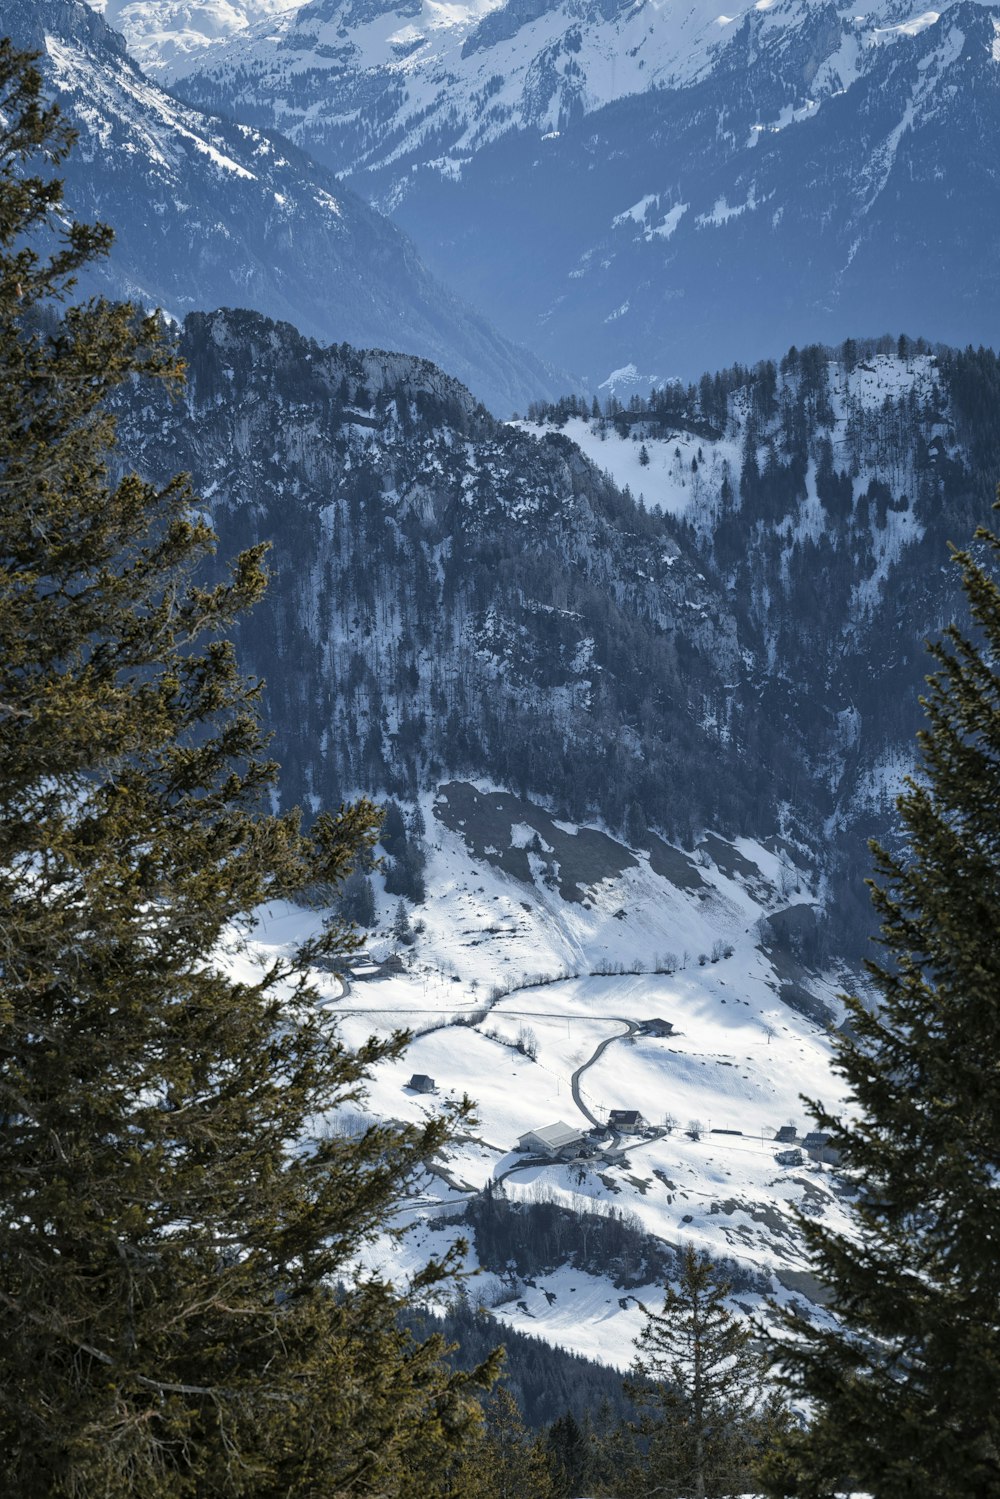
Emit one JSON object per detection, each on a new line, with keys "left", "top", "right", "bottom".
{"left": 4, "top": 0, "right": 1000, "bottom": 1495}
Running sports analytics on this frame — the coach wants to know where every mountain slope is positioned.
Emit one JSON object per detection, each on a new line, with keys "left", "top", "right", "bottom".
{"left": 137, "top": 0, "right": 888, "bottom": 152}
{"left": 108, "top": 308, "right": 1000, "bottom": 970}
{"left": 113, "top": 307, "right": 769, "bottom": 845}
{"left": 104, "top": 308, "right": 1000, "bottom": 1364}
{"left": 232, "top": 797, "right": 853, "bottom": 1370}
{"left": 526, "top": 335, "right": 1000, "bottom": 939}
{"left": 157, "top": 0, "right": 1000, "bottom": 380}
{"left": 9, "top": 0, "right": 561, "bottom": 415}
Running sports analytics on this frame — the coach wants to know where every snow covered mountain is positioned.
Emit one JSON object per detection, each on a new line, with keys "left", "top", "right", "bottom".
{"left": 104, "top": 307, "right": 1000, "bottom": 1363}
{"left": 112, "top": 309, "right": 1000, "bottom": 964}
{"left": 110, "top": 0, "right": 909, "bottom": 128}
{"left": 143, "top": 0, "right": 1000, "bottom": 382}
{"left": 88, "top": 0, "right": 295, "bottom": 72}
{"left": 11, "top": 0, "right": 996, "bottom": 1390}
{"left": 9, "top": 0, "right": 562, "bottom": 415}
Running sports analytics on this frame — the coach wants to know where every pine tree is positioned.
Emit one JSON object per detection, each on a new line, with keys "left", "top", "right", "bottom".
{"left": 546, "top": 1411, "right": 593, "bottom": 1498}
{"left": 393, "top": 896, "right": 416, "bottom": 945}
{"left": 765, "top": 509, "right": 1000, "bottom": 1499}
{"left": 339, "top": 867, "right": 377, "bottom": 927}
{"left": 0, "top": 40, "right": 491, "bottom": 1497}
{"left": 626, "top": 1246, "right": 774, "bottom": 1499}
{"left": 446, "top": 1387, "right": 555, "bottom": 1499}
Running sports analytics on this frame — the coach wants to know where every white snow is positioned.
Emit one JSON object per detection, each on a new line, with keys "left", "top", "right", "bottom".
{"left": 86, "top": 0, "right": 303, "bottom": 69}
{"left": 612, "top": 194, "right": 658, "bottom": 229}
{"left": 512, "top": 415, "right": 741, "bottom": 521}
{"left": 696, "top": 186, "right": 759, "bottom": 227}
{"left": 598, "top": 363, "right": 665, "bottom": 394}
{"left": 224, "top": 783, "right": 855, "bottom": 1367}
{"left": 872, "top": 8, "right": 941, "bottom": 40}
{"left": 613, "top": 197, "right": 689, "bottom": 241}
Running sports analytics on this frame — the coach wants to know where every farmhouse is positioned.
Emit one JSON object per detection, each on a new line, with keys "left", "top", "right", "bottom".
{"left": 608, "top": 1109, "right": 647, "bottom": 1134}
{"left": 517, "top": 1121, "right": 587, "bottom": 1157}
{"left": 348, "top": 953, "right": 405, "bottom": 979}
{"left": 803, "top": 1130, "right": 841, "bottom": 1164}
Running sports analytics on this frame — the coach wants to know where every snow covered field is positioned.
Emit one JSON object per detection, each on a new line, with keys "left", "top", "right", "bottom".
{"left": 239, "top": 782, "right": 856, "bottom": 1366}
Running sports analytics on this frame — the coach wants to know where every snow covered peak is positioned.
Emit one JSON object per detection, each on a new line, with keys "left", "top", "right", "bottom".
{"left": 96, "top": 0, "right": 969, "bottom": 99}
{"left": 83, "top": 0, "right": 301, "bottom": 70}
{"left": 9, "top": 0, "right": 561, "bottom": 414}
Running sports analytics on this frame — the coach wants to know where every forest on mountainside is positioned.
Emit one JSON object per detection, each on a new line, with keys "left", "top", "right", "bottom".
{"left": 114, "top": 319, "right": 1000, "bottom": 962}
{"left": 7, "top": 13, "right": 1000, "bottom": 1492}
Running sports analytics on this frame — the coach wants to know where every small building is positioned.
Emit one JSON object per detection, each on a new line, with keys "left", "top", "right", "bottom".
{"left": 638, "top": 1018, "right": 675, "bottom": 1037}
{"left": 775, "top": 1125, "right": 798, "bottom": 1144}
{"left": 803, "top": 1130, "right": 840, "bottom": 1165}
{"left": 775, "top": 1148, "right": 804, "bottom": 1167}
{"left": 407, "top": 1074, "right": 436, "bottom": 1094}
{"left": 517, "top": 1121, "right": 587, "bottom": 1157}
{"left": 348, "top": 953, "right": 405, "bottom": 980}
{"left": 608, "top": 1109, "right": 647, "bottom": 1134}
{"left": 350, "top": 963, "right": 383, "bottom": 980}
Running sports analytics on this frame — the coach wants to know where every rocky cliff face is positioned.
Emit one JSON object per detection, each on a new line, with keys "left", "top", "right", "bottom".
{"left": 110, "top": 309, "right": 1000, "bottom": 964}
{"left": 114, "top": 308, "right": 759, "bottom": 847}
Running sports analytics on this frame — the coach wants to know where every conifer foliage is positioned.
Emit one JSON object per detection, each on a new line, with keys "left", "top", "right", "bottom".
{"left": 444, "top": 1386, "right": 555, "bottom": 1499}
{"left": 626, "top": 1246, "right": 775, "bottom": 1498}
{"left": 0, "top": 40, "right": 487, "bottom": 1498}
{"left": 768, "top": 509, "right": 1000, "bottom": 1498}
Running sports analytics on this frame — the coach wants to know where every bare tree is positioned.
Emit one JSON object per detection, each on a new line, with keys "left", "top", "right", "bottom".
{"left": 515, "top": 1024, "right": 539, "bottom": 1060}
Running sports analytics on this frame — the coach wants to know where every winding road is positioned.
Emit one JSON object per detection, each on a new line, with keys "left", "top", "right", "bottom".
{"left": 570, "top": 1018, "right": 641, "bottom": 1128}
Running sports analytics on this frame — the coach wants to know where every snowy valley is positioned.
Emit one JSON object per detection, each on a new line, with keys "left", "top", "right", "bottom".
{"left": 239, "top": 783, "right": 852, "bottom": 1370}
{"left": 107, "top": 306, "right": 1000, "bottom": 1373}
{"left": 3, "top": 0, "right": 998, "bottom": 1485}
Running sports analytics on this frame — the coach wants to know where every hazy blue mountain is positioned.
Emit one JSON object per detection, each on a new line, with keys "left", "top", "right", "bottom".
{"left": 160, "top": 0, "right": 1000, "bottom": 383}
{"left": 8, "top": 0, "right": 564, "bottom": 414}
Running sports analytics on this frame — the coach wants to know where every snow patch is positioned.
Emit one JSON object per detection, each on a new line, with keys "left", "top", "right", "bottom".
{"left": 696, "top": 186, "right": 759, "bottom": 227}
{"left": 872, "top": 9, "right": 940, "bottom": 41}
{"left": 613, "top": 197, "right": 689, "bottom": 242}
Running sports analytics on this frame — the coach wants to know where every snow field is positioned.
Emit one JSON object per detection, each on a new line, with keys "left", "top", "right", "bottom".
{"left": 514, "top": 416, "right": 742, "bottom": 521}
{"left": 234, "top": 786, "right": 854, "bottom": 1366}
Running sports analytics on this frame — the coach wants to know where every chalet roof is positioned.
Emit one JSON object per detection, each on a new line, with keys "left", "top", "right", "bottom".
{"left": 408, "top": 1074, "right": 435, "bottom": 1087}
{"left": 609, "top": 1109, "right": 643, "bottom": 1124}
{"left": 521, "top": 1121, "right": 585, "bottom": 1148}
